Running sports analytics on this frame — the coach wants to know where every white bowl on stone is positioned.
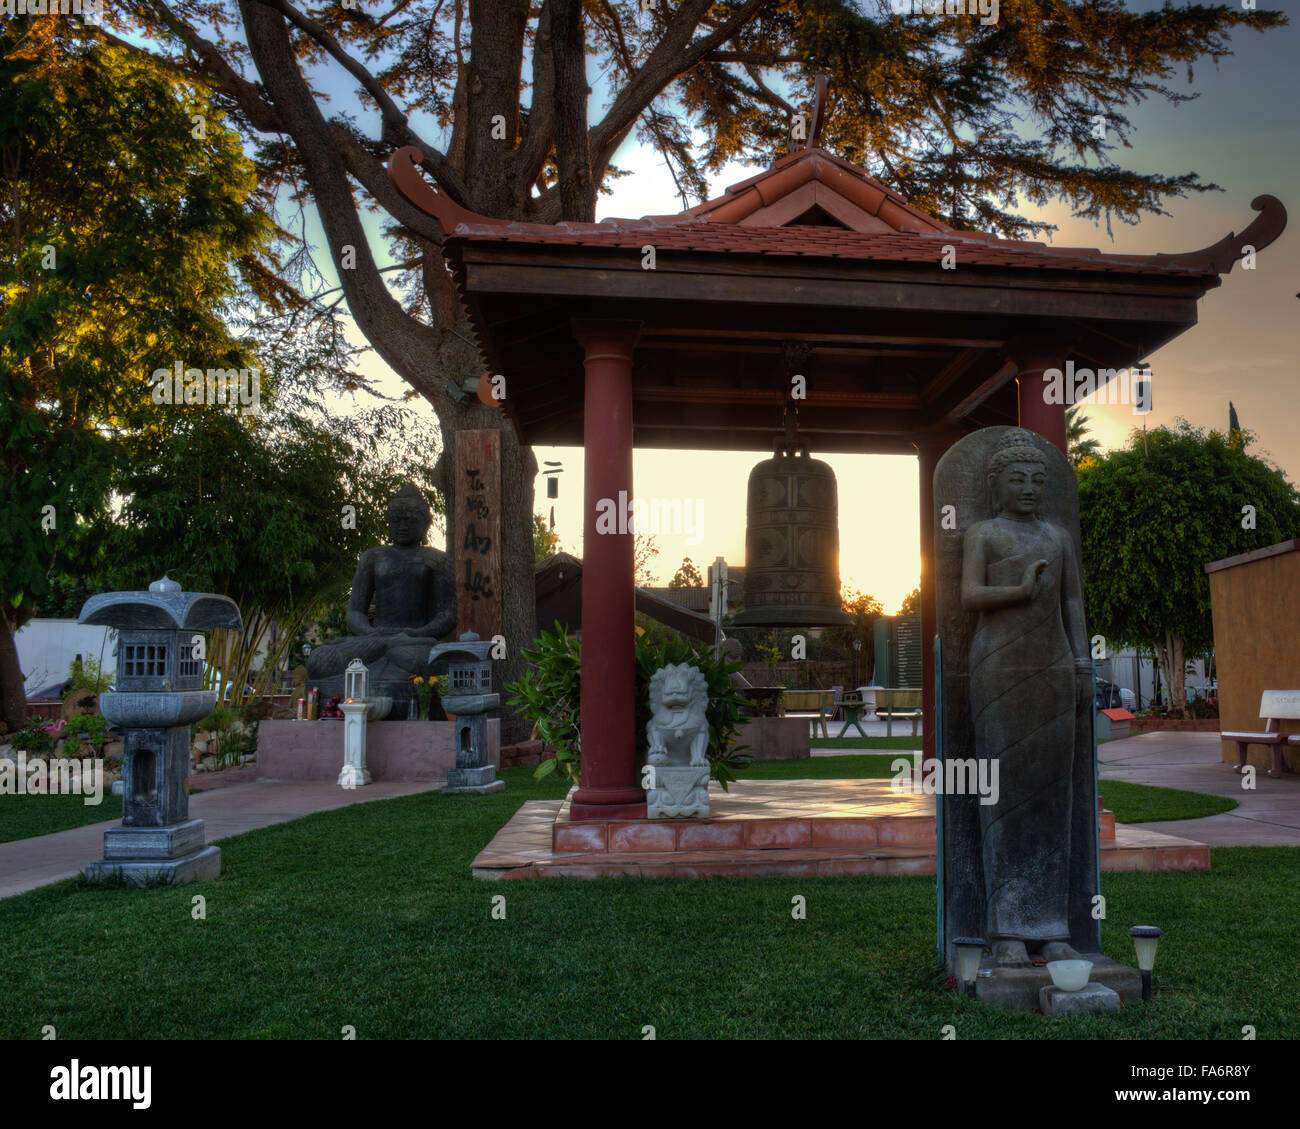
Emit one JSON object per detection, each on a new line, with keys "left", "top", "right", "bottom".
{"left": 1046, "top": 959, "right": 1093, "bottom": 992}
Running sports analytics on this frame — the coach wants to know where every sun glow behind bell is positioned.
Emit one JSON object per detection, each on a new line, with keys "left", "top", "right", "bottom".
{"left": 530, "top": 446, "right": 921, "bottom": 612}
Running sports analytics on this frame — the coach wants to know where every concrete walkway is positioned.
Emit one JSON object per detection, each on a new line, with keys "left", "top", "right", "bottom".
{"left": 1098, "top": 730, "right": 1300, "bottom": 847}
{"left": 807, "top": 728, "right": 1300, "bottom": 848}
{"left": 0, "top": 779, "right": 438, "bottom": 900}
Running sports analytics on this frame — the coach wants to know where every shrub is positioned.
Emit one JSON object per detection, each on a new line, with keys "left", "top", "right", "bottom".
{"left": 507, "top": 623, "right": 751, "bottom": 790}
{"left": 238, "top": 698, "right": 276, "bottom": 724}
{"left": 63, "top": 712, "right": 111, "bottom": 753}
{"left": 197, "top": 706, "right": 242, "bottom": 767}
{"left": 11, "top": 719, "right": 55, "bottom": 756}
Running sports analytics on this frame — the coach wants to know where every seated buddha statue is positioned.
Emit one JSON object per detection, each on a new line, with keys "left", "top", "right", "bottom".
{"left": 306, "top": 483, "right": 457, "bottom": 717}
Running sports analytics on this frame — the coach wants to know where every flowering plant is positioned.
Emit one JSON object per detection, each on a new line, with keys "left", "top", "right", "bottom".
{"left": 409, "top": 675, "right": 441, "bottom": 718}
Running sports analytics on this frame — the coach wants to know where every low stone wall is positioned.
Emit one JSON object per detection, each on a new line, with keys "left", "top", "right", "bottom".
{"left": 1128, "top": 717, "right": 1220, "bottom": 732}
{"left": 501, "top": 739, "right": 547, "bottom": 768}
{"left": 257, "top": 718, "right": 500, "bottom": 782}
{"left": 735, "top": 716, "right": 810, "bottom": 761}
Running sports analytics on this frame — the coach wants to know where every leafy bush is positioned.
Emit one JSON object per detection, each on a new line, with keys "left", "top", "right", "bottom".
{"left": 63, "top": 712, "right": 111, "bottom": 753}
{"left": 238, "top": 698, "right": 276, "bottom": 724}
{"left": 506, "top": 625, "right": 580, "bottom": 783}
{"left": 10, "top": 718, "right": 55, "bottom": 756}
{"left": 197, "top": 706, "right": 242, "bottom": 767}
{"left": 507, "top": 623, "right": 751, "bottom": 790}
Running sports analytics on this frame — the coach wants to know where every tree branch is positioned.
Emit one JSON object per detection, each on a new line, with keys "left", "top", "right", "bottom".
{"left": 135, "top": 0, "right": 284, "bottom": 133}
{"left": 589, "top": 0, "right": 767, "bottom": 177}
{"left": 253, "top": 0, "right": 469, "bottom": 205}
{"left": 550, "top": 0, "right": 595, "bottom": 221}
{"left": 238, "top": 0, "right": 447, "bottom": 402}
{"left": 514, "top": 0, "right": 557, "bottom": 210}
{"left": 328, "top": 122, "right": 447, "bottom": 244}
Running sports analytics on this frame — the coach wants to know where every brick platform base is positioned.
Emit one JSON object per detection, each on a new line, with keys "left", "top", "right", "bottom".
{"left": 470, "top": 779, "right": 1210, "bottom": 880}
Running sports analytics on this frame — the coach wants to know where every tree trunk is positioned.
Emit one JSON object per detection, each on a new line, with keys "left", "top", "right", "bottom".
{"left": 429, "top": 331, "right": 537, "bottom": 746}
{"left": 1155, "top": 630, "right": 1187, "bottom": 718}
{"left": 0, "top": 610, "right": 29, "bottom": 735}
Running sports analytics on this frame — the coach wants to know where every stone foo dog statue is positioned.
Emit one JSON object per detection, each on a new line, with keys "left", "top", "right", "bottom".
{"left": 646, "top": 663, "right": 711, "bottom": 818}
{"left": 647, "top": 663, "right": 710, "bottom": 767}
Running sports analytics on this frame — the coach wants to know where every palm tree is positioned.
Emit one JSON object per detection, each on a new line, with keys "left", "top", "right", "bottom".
{"left": 1066, "top": 406, "right": 1102, "bottom": 467}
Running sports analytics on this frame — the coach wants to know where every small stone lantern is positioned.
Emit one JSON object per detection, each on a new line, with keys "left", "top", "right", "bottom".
{"left": 427, "top": 632, "right": 504, "bottom": 794}
{"left": 338, "top": 658, "right": 372, "bottom": 789}
{"left": 78, "top": 576, "right": 242, "bottom": 884}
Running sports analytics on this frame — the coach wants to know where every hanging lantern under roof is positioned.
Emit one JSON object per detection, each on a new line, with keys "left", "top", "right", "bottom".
{"left": 733, "top": 412, "right": 851, "bottom": 628}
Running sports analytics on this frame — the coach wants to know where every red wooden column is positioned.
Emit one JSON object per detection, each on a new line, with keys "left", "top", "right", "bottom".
{"left": 571, "top": 320, "right": 646, "bottom": 821}
{"left": 1012, "top": 340, "right": 1071, "bottom": 456}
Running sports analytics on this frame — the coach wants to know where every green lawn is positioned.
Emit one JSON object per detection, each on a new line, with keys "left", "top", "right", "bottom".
{"left": 0, "top": 762, "right": 1294, "bottom": 1040}
{"left": 0, "top": 791, "right": 121, "bottom": 844}
{"left": 809, "top": 736, "right": 921, "bottom": 750}
{"left": 1100, "top": 780, "right": 1237, "bottom": 824}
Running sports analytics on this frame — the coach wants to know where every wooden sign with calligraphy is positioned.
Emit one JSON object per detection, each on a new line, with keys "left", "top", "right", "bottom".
{"left": 454, "top": 429, "right": 501, "bottom": 639}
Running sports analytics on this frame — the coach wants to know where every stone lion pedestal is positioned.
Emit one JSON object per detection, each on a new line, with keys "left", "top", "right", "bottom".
{"left": 646, "top": 765, "right": 710, "bottom": 819}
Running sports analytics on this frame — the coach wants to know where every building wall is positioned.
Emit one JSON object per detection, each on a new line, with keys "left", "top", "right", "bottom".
{"left": 14, "top": 619, "right": 117, "bottom": 697}
{"left": 1207, "top": 543, "right": 1300, "bottom": 771}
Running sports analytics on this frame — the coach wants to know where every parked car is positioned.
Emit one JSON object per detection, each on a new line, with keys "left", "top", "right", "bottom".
{"left": 1094, "top": 680, "right": 1123, "bottom": 709}
{"left": 203, "top": 665, "right": 254, "bottom": 703}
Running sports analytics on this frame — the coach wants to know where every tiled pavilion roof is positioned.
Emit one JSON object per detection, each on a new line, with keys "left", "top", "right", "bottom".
{"left": 386, "top": 143, "right": 1285, "bottom": 453}
{"left": 429, "top": 147, "right": 1272, "bottom": 279}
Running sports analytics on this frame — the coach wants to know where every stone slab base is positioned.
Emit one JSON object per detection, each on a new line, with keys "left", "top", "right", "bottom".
{"left": 1040, "top": 982, "right": 1122, "bottom": 1016}
{"left": 104, "top": 818, "right": 207, "bottom": 860}
{"left": 470, "top": 780, "right": 1211, "bottom": 880}
{"left": 85, "top": 845, "right": 221, "bottom": 886}
{"left": 257, "top": 718, "right": 499, "bottom": 782}
{"left": 442, "top": 781, "right": 506, "bottom": 795}
{"left": 978, "top": 956, "right": 1141, "bottom": 1011}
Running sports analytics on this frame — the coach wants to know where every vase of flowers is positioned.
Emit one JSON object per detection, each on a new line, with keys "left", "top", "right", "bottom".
{"left": 409, "top": 675, "right": 442, "bottom": 720}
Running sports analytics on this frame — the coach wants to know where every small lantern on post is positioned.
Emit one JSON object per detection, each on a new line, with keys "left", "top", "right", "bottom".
{"left": 338, "top": 658, "right": 373, "bottom": 789}
{"left": 344, "top": 658, "right": 369, "bottom": 704}
{"left": 78, "top": 576, "right": 242, "bottom": 885}
{"left": 427, "top": 632, "right": 504, "bottom": 794}
{"left": 953, "top": 937, "right": 986, "bottom": 999}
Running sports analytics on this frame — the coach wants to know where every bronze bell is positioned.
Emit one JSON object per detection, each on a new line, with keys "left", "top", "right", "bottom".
{"left": 733, "top": 414, "right": 851, "bottom": 627}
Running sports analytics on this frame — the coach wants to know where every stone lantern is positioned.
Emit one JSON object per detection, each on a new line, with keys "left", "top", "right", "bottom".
{"left": 427, "top": 632, "right": 504, "bottom": 794}
{"left": 78, "top": 576, "right": 242, "bottom": 884}
{"left": 338, "top": 658, "right": 372, "bottom": 789}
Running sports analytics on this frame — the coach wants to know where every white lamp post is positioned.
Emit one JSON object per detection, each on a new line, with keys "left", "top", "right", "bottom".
{"left": 338, "top": 658, "right": 372, "bottom": 789}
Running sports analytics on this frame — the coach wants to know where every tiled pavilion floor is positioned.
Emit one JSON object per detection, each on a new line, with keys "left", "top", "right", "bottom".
{"left": 471, "top": 778, "right": 1210, "bottom": 880}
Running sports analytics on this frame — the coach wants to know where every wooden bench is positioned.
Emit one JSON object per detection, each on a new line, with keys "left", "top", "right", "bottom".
{"left": 872, "top": 687, "right": 923, "bottom": 737}
{"left": 1221, "top": 690, "right": 1300, "bottom": 779}
{"left": 779, "top": 689, "right": 832, "bottom": 739}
